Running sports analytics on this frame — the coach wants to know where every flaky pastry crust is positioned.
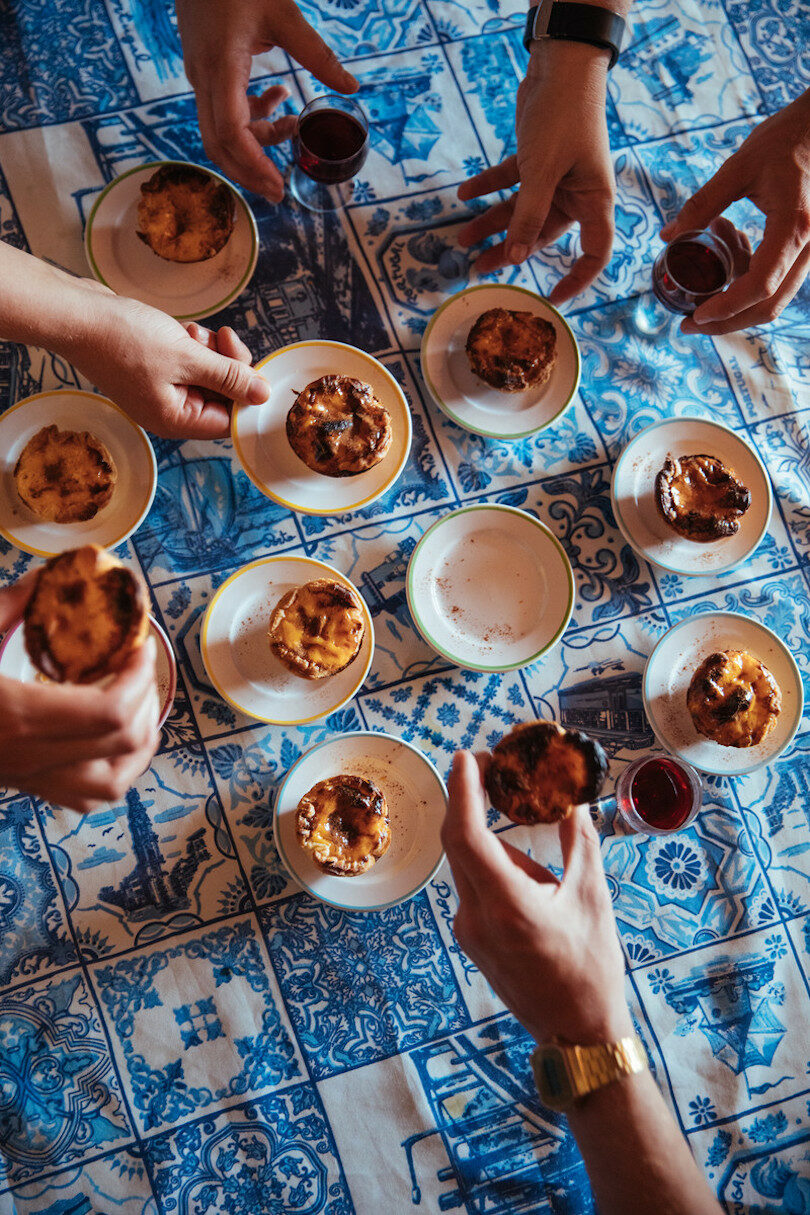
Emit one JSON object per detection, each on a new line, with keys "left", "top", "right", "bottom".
{"left": 296, "top": 775, "right": 391, "bottom": 876}
{"left": 485, "top": 720, "right": 608, "bottom": 824}
{"left": 687, "top": 649, "right": 781, "bottom": 748}
{"left": 14, "top": 425, "right": 117, "bottom": 523}
{"left": 268, "top": 577, "right": 365, "bottom": 680}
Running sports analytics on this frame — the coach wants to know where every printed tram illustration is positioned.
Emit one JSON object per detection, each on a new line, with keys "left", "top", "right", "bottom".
{"left": 558, "top": 665, "right": 651, "bottom": 748}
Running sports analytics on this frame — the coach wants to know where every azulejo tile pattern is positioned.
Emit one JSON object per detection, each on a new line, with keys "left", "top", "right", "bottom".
{"left": 1, "top": 0, "right": 810, "bottom": 1208}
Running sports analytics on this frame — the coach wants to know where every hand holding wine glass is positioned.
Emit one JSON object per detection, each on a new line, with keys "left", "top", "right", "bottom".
{"left": 175, "top": 0, "right": 358, "bottom": 202}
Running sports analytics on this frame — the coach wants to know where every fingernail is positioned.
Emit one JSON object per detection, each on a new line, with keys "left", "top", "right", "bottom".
{"left": 508, "top": 243, "right": 530, "bottom": 264}
{"left": 247, "top": 375, "right": 269, "bottom": 404}
{"left": 264, "top": 189, "right": 284, "bottom": 205}
{"left": 660, "top": 221, "right": 675, "bottom": 239}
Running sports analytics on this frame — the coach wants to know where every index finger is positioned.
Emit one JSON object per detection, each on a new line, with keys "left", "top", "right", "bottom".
{"left": 693, "top": 213, "right": 807, "bottom": 324}
{"left": 281, "top": 7, "right": 358, "bottom": 94}
{"left": 206, "top": 65, "right": 286, "bottom": 198}
{"left": 443, "top": 751, "right": 513, "bottom": 888}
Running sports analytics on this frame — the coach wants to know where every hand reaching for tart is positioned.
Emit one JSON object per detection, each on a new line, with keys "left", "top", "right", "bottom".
{"left": 0, "top": 553, "right": 160, "bottom": 812}
{"left": 443, "top": 750, "right": 631, "bottom": 1045}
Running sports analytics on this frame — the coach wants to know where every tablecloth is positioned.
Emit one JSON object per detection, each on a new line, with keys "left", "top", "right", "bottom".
{"left": 2, "top": 0, "right": 810, "bottom": 1210}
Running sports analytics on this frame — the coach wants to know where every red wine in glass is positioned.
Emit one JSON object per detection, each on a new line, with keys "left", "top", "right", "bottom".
{"left": 291, "top": 95, "right": 369, "bottom": 211}
{"left": 616, "top": 755, "right": 702, "bottom": 834}
{"left": 652, "top": 228, "right": 733, "bottom": 315}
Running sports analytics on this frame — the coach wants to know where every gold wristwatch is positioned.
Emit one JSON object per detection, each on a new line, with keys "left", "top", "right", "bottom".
{"left": 531, "top": 1033, "right": 647, "bottom": 1110}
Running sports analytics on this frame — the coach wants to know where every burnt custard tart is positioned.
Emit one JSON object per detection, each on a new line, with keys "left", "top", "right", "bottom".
{"left": 297, "top": 775, "right": 391, "bottom": 876}
{"left": 687, "top": 649, "right": 781, "bottom": 748}
{"left": 485, "top": 721, "right": 608, "bottom": 824}
{"left": 14, "top": 424, "right": 117, "bottom": 523}
{"left": 268, "top": 578, "right": 365, "bottom": 680}
{"left": 286, "top": 375, "right": 392, "bottom": 478}
{"left": 656, "top": 454, "right": 751, "bottom": 542}
{"left": 24, "top": 544, "right": 149, "bottom": 684}
{"left": 466, "top": 307, "right": 557, "bottom": 392}
{"left": 136, "top": 164, "right": 235, "bottom": 263}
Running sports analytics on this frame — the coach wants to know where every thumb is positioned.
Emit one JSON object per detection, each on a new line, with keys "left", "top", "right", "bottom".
{"left": 0, "top": 568, "right": 38, "bottom": 632}
{"left": 661, "top": 160, "right": 744, "bottom": 241}
{"left": 187, "top": 346, "right": 269, "bottom": 404}
{"left": 505, "top": 181, "right": 554, "bottom": 265}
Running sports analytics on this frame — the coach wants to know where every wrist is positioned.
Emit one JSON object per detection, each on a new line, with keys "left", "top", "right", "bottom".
{"left": 527, "top": 39, "right": 609, "bottom": 95}
{"left": 525, "top": 1005, "right": 634, "bottom": 1047}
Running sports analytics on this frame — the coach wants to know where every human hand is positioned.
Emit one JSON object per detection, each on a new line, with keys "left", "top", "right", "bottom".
{"left": 63, "top": 285, "right": 268, "bottom": 439}
{"left": 0, "top": 574, "right": 161, "bottom": 813}
{"left": 457, "top": 42, "right": 615, "bottom": 305}
{"left": 661, "top": 88, "right": 810, "bottom": 335}
{"left": 442, "top": 751, "right": 632, "bottom": 1045}
{"left": 176, "top": 0, "right": 358, "bottom": 201}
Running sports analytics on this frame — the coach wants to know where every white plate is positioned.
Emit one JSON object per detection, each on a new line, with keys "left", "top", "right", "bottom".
{"left": 611, "top": 419, "right": 772, "bottom": 577}
{"left": 274, "top": 731, "right": 447, "bottom": 911}
{"left": 406, "top": 504, "right": 574, "bottom": 672}
{"left": 84, "top": 160, "right": 258, "bottom": 321}
{"left": 200, "top": 555, "right": 374, "bottom": 724}
{"left": 0, "top": 615, "right": 177, "bottom": 727}
{"left": 420, "top": 284, "right": 580, "bottom": 439}
{"left": 0, "top": 391, "right": 157, "bottom": 557}
{"left": 643, "top": 612, "right": 803, "bottom": 776}
{"left": 231, "top": 341, "right": 412, "bottom": 516}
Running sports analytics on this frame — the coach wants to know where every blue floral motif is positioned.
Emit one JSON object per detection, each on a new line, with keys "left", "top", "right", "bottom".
{"left": 764, "top": 934, "right": 788, "bottom": 960}
{"left": 744, "top": 1110, "right": 789, "bottom": 1144}
{"left": 646, "top": 838, "right": 706, "bottom": 896}
{"left": 689, "top": 1095, "right": 717, "bottom": 1126}
{"left": 705, "top": 1130, "right": 732, "bottom": 1168}
{"left": 648, "top": 968, "right": 674, "bottom": 995}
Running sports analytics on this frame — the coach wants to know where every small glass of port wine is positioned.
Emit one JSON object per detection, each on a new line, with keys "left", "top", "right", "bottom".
{"left": 290, "top": 94, "right": 369, "bottom": 213}
{"left": 651, "top": 228, "right": 734, "bottom": 316}
{"left": 615, "top": 755, "right": 703, "bottom": 835}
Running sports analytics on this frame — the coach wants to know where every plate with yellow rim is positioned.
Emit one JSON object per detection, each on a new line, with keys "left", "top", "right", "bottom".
{"left": 231, "top": 340, "right": 412, "bottom": 516}
{"left": 84, "top": 160, "right": 258, "bottom": 322}
{"left": 406, "top": 504, "right": 574, "bottom": 672}
{"left": 0, "top": 390, "right": 157, "bottom": 557}
{"left": 420, "top": 284, "right": 580, "bottom": 440}
{"left": 200, "top": 555, "right": 374, "bottom": 725}
{"left": 0, "top": 615, "right": 177, "bottom": 728}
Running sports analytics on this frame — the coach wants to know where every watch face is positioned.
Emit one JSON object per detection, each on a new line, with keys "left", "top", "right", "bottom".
{"left": 535, "top": 1045, "right": 575, "bottom": 1109}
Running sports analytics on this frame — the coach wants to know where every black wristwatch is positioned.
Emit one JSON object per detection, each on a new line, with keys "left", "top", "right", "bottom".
{"left": 523, "top": 0, "right": 625, "bottom": 68}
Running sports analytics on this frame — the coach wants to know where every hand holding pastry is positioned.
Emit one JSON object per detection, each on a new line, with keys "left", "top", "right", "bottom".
{"left": 457, "top": 41, "right": 615, "bottom": 303}
{"left": 175, "top": 0, "right": 358, "bottom": 201}
{"left": 0, "top": 570, "right": 160, "bottom": 813}
{"left": 443, "top": 751, "right": 631, "bottom": 1045}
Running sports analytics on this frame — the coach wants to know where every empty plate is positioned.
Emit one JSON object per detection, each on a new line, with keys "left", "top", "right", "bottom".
{"left": 420, "top": 284, "right": 580, "bottom": 439}
{"left": 643, "top": 611, "right": 803, "bottom": 776}
{"left": 274, "top": 731, "right": 447, "bottom": 911}
{"left": 406, "top": 504, "right": 574, "bottom": 672}
{"left": 611, "top": 418, "right": 771, "bottom": 577}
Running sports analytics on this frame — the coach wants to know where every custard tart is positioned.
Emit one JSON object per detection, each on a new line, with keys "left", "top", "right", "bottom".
{"left": 14, "top": 425, "right": 117, "bottom": 523}
{"left": 466, "top": 308, "right": 557, "bottom": 392}
{"left": 24, "top": 544, "right": 149, "bottom": 683}
{"left": 286, "top": 375, "right": 392, "bottom": 477}
{"left": 136, "top": 164, "right": 235, "bottom": 263}
{"left": 268, "top": 577, "right": 365, "bottom": 680}
{"left": 296, "top": 775, "right": 391, "bottom": 876}
{"left": 655, "top": 454, "right": 751, "bottom": 542}
{"left": 687, "top": 649, "right": 781, "bottom": 748}
{"left": 486, "top": 720, "right": 609, "bottom": 824}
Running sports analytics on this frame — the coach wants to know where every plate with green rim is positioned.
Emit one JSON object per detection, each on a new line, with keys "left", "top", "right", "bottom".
{"left": 273, "top": 731, "right": 447, "bottom": 911}
{"left": 84, "top": 160, "right": 258, "bottom": 322}
{"left": 611, "top": 418, "right": 772, "bottom": 578}
{"left": 420, "top": 284, "right": 580, "bottom": 440}
{"left": 406, "top": 504, "right": 574, "bottom": 673}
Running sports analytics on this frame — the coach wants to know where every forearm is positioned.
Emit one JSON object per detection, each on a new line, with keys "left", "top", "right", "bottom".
{"left": 0, "top": 242, "right": 95, "bottom": 356}
{"left": 566, "top": 1069, "right": 722, "bottom": 1215}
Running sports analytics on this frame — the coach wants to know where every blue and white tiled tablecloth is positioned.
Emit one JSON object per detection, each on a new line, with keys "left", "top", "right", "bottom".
{"left": 2, "top": 0, "right": 810, "bottom": 1211}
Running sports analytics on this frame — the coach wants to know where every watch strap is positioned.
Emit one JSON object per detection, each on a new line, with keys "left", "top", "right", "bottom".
{"left": 531, "top": 1033, "right": 647, "bottom": 1110}
{"left": 524, "top": 2, "right": 626, "bottom": 68}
